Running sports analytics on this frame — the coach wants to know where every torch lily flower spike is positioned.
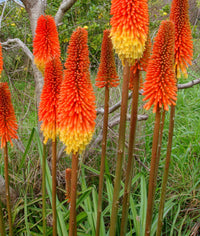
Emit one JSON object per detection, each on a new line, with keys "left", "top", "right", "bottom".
{"left": 143, "top": 20, "right": 177, "bottom": 113}
{"left": 0, "top": 82, "right": 18, "bottom": 149}
{"left": 0, "top": 82, "right": 18, "bottom": 236}
{"left": 95, "top": 29, "right": 118, "bottom": 236}
{"left": 58, "top": 27, "right": 96, "bottom": 154}
{"left": 39, "top": 57, "right": 63, "bottom": 143}
{"left": 96, "top": 29, "right": 119, "bottom": 88}
{"left": 109, "top": 1, "right": 149, "bottom": 235}
{"left": 170, "top": 0, "right": 193, "bottom": 78}
{"left": 110, "top": 0, "right": 149, "bottom": 65}
{"left": 33, "top": 15, "right": 61, "bottom": 73}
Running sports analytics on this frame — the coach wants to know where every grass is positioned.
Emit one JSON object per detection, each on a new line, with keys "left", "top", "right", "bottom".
{"left": 144, "top": 74, "right": 200, "bottom": 235}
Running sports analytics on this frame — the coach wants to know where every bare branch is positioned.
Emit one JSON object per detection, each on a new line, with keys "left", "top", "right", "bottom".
{"left": 12, "top": 0, "right": 25, "bottom": 8}
{"left": 97, "top": 90, "right": 143, "bottom": 115}
{"left": 1, "top": 38, "right": 34, "bottom": 62}
{"left": 178, "top": 78, "right": 200, "bottom": 89}
{"left": 55, "top": 0, "right": 78, "bottom": 26}
{"left": 91, "top": 114, "right": 148, "bottom": 148}
{"left": 0, "top": 0, "right": 8, "bottom": 30}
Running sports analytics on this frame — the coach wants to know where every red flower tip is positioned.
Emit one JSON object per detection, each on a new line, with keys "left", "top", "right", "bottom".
{"left": 170, "top": 0, "right": 193, "bottom": 78}
{"left": 58, "top": 27, "right": 96, "bottom": 154}
{"left": 110, "top": 0, "right": 149, "bottom": 65}
{"left": 0, "top": 82, "right": 18, "bottom": 148}
{"left": 96, "top": 30, "right": 119, "bottom": 88}
{"left": 39, "top": 57, "right": 63, "bottom": 143}
{"left": 129, "top": 36, "right": 151, "bottom": 90}
{"left": 33, "top": 15, "right": 61, "bottom": 73}
{"left": 0, "top": 43, "right": 3, "bottom": 76}
{"left": 65, "top": 168, "right": 72, "bottom": 203}
{"left": 143, "top": 20, "right": 177, "bottom": 113}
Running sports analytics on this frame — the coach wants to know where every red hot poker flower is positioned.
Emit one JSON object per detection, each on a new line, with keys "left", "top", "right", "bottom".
{"left": 0, "top": 43, "right": 3, "bottom": 77}
{"left": 129, "top": 36, "right": 151, "bottom": 90}
{"left": 143, "top": 20, "right": 177, "bottom": 113}
{"left": 96, "top": 30, "right": 119, "bottom": 88}
{"left": 39, "top": 57, "right": 63, "bottom": 143}
{"left": 110, "top": 0, "right": 149, "bottom": 65}
{"left": 170, "top": 0, "right": 193, "bottom": 78}
{"left": 33, "top": 15, "right": 61, "bottom": 73}
{"left": 0, "top": 82, "right": 18, "bottom": 148}
{"left": 58, "top": 27, "right": 96, "bottom": 154}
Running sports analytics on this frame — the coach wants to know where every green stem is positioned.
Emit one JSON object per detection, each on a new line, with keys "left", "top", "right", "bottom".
{"left": 4, "top": 142, "right": 13, "bottom": 236}
{"left": 69, "top": 152, "right": 79, "bottom": 236}
{"left": 52, "top": 140, "right": 57, "bottom": 236}
{"left": 0, "top": 200, "right": 6, "bottom": 236}
{"left": 145, "top": 107, "right": 161, "bottom": 236}
{"left": 42, "top": 143, "right": 46, "bottom": 236}
{"left": 153, "top": 110, "right": 166, "bottom": 196}
{"left": 96, "top": 86, "right": 109, "bottom": 236}
{"left": 156, "top": 104, "right": 175, "bottom": 236}
{"left": 120, "top": 69, "right": 140, "bottom": 236}
{"left": 4, "top": 143, "right": 13, "bottom": 236}
{"left": 109, "top": 60, "right": 130, "bottom": 236}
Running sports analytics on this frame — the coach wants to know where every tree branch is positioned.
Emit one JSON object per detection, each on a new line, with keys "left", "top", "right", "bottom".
{"left": 0, "top": 0, "right": 8, "bottom": 31}
{"left": 12, "top": 0, "right": 25, "bottom": 8}
{"left": 1, "top": 38, "right": 34, "bottom": 62}
{"left": 97, "top": 78, "right": 200, "bottom": 116}
{"left": 55, "top": 0, "right": 78, "bottom": 26}
{"left": 91, "top": 114, "right": 148, "bottom": 149}
{"left": 177, "top": 78, "right": 200, "bottom": 89}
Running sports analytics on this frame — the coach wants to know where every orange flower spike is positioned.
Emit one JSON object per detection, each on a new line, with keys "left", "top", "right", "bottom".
{"left": 58, "top": 27, "right": 96, "bottom": 154}
{"left": 65, "top": 168, "right": 72, "bottom": 203}
{"left": 96, "top": 30, "right": 119, "bottom": 88}
{"left": 0, "top": 43, "right": 3, "bottom": 77}
{"left": 0, "top": 82, "right": 18, "bottom": 148}
{"left": 129, "top": 36, "right": 151, "bottom": 90}
{"left": 39, "top": 57, "right": 63, "bottom": 143}
{"left": 143, "top": 20, "right": 177, "bottom": 113}
{"left": 33, "top": 15, "right": 61, "bottom": 73}
{"left": 170, "top": 0, "right": 193, "bottom": 78}
{"left": 110, "top": 0, "right": 149, "bottom": 65}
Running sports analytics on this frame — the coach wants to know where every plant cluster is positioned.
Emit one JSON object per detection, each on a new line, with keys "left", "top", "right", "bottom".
{"left": 0, "top": 0, "right": 197, "bottom": 235}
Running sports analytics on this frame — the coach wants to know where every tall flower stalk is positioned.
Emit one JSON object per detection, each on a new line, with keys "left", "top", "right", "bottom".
{"left": 0, "top": 44, "right": 6, "bottom": 236}
{"left": 95, "top": 29, "right": 119, "bottom": 236}
{"left": 109, "top": 1, "right": 149, "bottom": 235}
{"left": 0, "top": 82, "right": 18, "bottom": 236}
{"left": 0, "top": 200, "right": 6, "bottom": 236}
{"left": 143, "top": 20, "right": 177, "bottom": 236}
{"left": 65, "top": 168, "right": 72, "bottom": 203}
{"left": 120, "top": 37, "right": 151, "bottom": 235}
{"left": 33, "top": 15, "right": 61, "bottom": 236}
{"left": 58, "top": 27, "right": 96, "bottom": 236}
{"left": 156, "top": 0, "right": 193, "bottom": 234}
{"left": 38, "top": 57, "right": 62, "bottom": 236}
